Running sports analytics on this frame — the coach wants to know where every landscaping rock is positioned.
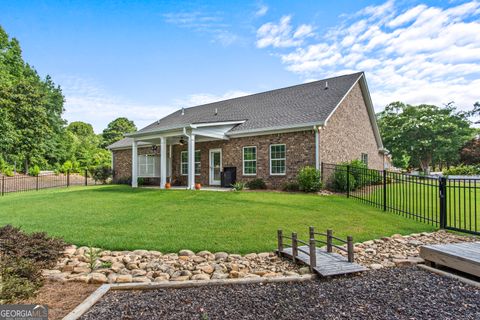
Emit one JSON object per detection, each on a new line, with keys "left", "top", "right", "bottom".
{"left": 116, "top": 275, "right": 132, "bottom": 283}
{"left": 179, "top": 249, "right": 195, "bottom": 257}
{"left": 88, "top": 273, "right": 108, "bottom": 284}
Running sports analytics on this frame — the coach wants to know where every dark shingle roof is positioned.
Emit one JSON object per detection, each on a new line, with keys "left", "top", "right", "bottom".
{"left": 108, "top": 72, "right": 364, "bottom": 149}
{"left": 137, "top": 72, "right": 363, "bottom": 134}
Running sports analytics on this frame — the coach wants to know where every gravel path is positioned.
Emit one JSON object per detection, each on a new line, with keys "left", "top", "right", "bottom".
{"left": 81, "top": 267, "right": 480, "bottom": 320}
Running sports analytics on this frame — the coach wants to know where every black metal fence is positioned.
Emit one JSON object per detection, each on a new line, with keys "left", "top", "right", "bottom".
{"left": 0, "top": 170, "right": 99, "bottom": 196}
{"left": 322, "top": 163, "right": 479, "bottom": 236}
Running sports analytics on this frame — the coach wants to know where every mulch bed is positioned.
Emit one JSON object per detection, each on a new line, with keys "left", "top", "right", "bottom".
{"left": 80, "top": 267, "right": 480, "bottom": 320}
{"left": 20, "top": 281, "right": 99, "bottom": 320}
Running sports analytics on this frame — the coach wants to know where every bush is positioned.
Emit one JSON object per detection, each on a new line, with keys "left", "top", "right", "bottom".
{"left": 282, "top": 182, "right": 300, "bottom": 192}
{"left": 2, "top": 166, "right": 14, "bottom": 177}
{"left": 246, "top": 178, "right": 267, "bottom": 190}
{"left": 0, "top": 225, "right": 66, "bottom": 269}
{"left": 61, "top": 160, "right": 73, "bottom": 173}
{"left": 231, "top": 181, "right": 246, "bottom": 191}
{"left": 0, "top": 257, "right": 41, "bottom": 303}
{"left": 297, "top": 166, "right": 322, "bottom": 192}
{"left": 443, "top": 164, "right": 479, "bottom": 176}
{"left": 29, "top": 165, "right": 40, "bottom": 176}
{"left": 90, "top": 164, "right": 112, "bottom": 183}
{"left": 332, "top": 165, "right": 356, "bottom": 192}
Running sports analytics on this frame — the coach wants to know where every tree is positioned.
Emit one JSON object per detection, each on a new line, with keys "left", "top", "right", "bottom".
{"left": 101, "top": 117, "right": 136, "bottom": 148}
{"left": 460, "top": 137, "right": 480, "bottom": 165}
{"left": 377, "top": 102, "right": 474, "bottom": 171}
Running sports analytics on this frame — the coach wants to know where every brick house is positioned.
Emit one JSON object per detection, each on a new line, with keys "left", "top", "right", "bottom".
{"left": 108, "top": 72, "right": 387, "bottom": 189}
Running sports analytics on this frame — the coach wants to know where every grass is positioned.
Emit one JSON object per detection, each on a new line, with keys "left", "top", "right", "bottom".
{"left": 0, "top": 185, "right": 436, "bottom": 253}
{"left": 350, "top": 179, "right": 480, "bottom": 233}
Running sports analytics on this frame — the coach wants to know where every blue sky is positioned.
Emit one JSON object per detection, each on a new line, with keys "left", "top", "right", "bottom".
{"left": 1, "top": 0, "right": 479, "bottom": 132}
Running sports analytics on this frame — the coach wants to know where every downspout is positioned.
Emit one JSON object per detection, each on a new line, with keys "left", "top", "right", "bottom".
{"left": 314, "top": 126, "right": 320, "bottom": 171}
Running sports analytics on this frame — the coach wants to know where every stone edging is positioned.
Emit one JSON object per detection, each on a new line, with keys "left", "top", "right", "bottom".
{"left": 63, "top": 274, "right": 317, "bottom": 320}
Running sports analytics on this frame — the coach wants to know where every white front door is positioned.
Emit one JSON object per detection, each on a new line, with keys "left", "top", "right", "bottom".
{"left": 209, "top": 149, "right": 222, "bottom": 186}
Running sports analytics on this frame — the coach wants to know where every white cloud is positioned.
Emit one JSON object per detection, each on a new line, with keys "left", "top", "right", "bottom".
{"left": 255, "top": 5, "right": 269, "bottom": 17}
{"left": 163, "top": 11, "right": 240, "bottom": 47}
{"left": 256, "top": 1, "right": 480, "bottom": 112}
{"left": 256, "top": 15, "right": 314, "bottom": 48}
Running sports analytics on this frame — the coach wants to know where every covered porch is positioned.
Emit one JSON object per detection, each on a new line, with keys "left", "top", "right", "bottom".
{"left": 127, "top": 121, "right": 243, "bottom": 190}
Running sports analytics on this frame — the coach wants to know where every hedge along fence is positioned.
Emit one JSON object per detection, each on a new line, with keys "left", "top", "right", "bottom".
{"left": 321, "top": 163, "right": 480, "bottom": 236}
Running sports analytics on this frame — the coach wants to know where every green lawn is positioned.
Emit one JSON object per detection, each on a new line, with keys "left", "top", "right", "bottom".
{"left": 0, "top": 185, "right": 436, "bottom": 253}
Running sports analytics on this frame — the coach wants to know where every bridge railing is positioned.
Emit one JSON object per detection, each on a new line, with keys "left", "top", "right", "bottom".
{"left": 277, "top": 227, "right": 355, "bottom": 270}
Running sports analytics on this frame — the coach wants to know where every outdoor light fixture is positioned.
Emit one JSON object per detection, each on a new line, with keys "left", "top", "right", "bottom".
{"left": 179, "top": 138, "right": 186, "bottom": 145}
{"left": 151, "top": 145, "right": 158, "bottom": 153}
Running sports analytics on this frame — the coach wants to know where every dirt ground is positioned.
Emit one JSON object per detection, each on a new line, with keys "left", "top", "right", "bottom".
{"left": 20, "top": 281, "right": 99, "bottom": 320}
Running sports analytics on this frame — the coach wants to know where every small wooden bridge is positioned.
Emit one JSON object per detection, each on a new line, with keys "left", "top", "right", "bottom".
{"left": 277, "top": 227, "right": 367, "bottom": 277}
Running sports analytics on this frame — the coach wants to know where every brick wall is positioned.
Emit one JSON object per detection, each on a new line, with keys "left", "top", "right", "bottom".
{"left": 112, "top": 147, "right": 157, "bottom": 183}
{"left": 171, "top": 131, "right": 315, "bottom": 189}
{"left": 318, "top": 82, "right": 384, "bottom": 170}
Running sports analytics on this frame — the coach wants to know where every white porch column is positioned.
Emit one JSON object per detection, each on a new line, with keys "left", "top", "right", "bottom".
{"left": 187, "top": 133, "right": 196, "bottom": 189}
{"left": 132, "top": 140, "right": 138, "bottom": 188}
{"left": 160, "top": 136, "right": 167, "bottom": 189}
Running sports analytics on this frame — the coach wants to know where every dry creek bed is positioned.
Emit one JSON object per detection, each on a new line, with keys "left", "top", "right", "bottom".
{"left": 42, "top": 230, "right": 477, "bottom": 284}
{"left": 80, "top": 267, "right": 480, "bottom": 320}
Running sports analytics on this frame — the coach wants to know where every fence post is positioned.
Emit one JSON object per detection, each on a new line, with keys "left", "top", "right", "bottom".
{"left": 346, "top": 165, "right": 350, "bottom": 198}
{"left": 309, "top": 238, "right": 317, "bottom": 271}
{"left": 292, "top": 232, "right": 298, "bottom": 263}
{"left": 85, "top": 169, "right": 88, "bottom": 186}
{"left": 1, "top": 175, "right": 4, "bottom": 196}
{"left": 309, "top": 226, "right": 315, "bottom": 240}
{"left": 326, "top": 229, "right": 333, "bottom": 253}
{"left": 277, "top": 229, "right": 283, "bottom": 253}
{"left": 383, "top": 169, "right": 387, "bottom": 211}
{"left": 347, "top": 236, "right": 354, "bottom": 263}
{"left": 67, "top": 170, "right": 70, "bottom": 187}
{"left": 36, "top": 175, "right": 39, "bottom": 191}
{"left": 439, "top": 177, "right": 447, "bottom": 229}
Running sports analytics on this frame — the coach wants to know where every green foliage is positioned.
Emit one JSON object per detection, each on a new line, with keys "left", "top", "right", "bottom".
{"left": 377, "top": 102, "right": 475, "bottom": 170}
{"left": 246, "top": 178, "right": 267, "bottom": 190}
{"left": 90, "top": 164, "right": 112, "bottom": 183}
{"left": 297, "top": 166, "right": 322, "bottom": 192}
{"left": 443, "top": 165, "right": 480, "bottom": 176}
{"left": 231, "top": 181, "right": 246, "bottom": 191}
{"left": 29, "top": 165, "right": 40, "bottom": 176}
{"left": 0, "top": 256, "right": 41, "bottom": 303}
{"left": 102, "top": 117, "right": 136, "bottom": 148}
{"left": 282, "top": 182, "right": 300, "bottom": 192}
{"left": 85, "top": 246, "right": 102, "bottom": 270}
{"left": 0, "top": 25, "right": 114, "bottom": 174}
{"left": 332, "top": 167, "right": 356, "bottom": 192}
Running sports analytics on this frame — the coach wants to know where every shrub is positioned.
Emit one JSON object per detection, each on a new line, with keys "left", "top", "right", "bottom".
{"left": 332, "top": 165, "right": 356, "bottom": 192}
{"left": 29, "top": 165, "right": 40, "bottom": 176}
{"left": 231, "top": 181, "right": 246, "bottom": 191}
{"left": 297, "top": 166, "right": 322, "bottom": 192}
{"left": 0, "top": 225, "right": 66, "bottom": 269}
{"left": 443, "top": 164, "right": 479, "bottom": 176}
{"left": 0, "top": 257, "right": 41, "bottom": 303}
{"left": 90, "top": 164, "right": 112, "bottom": 183}
{"left": 282, "top": 182, "right": 300, "bottom": 192}
{"left": 61, "top": 160, "right": 73, "bottom": 173}
{"left": 2, "top": 167, "right": 14, "bottom": 177}
{"left": 246, "top": 178, "right": 267, "bottom": 190}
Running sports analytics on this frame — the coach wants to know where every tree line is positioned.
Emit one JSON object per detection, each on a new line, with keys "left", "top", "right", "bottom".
{"left": 0, "top": 26, "right": 135, "bottom": 176}
{"left": 377, "top": 101, "right": 480, "bottom": 172}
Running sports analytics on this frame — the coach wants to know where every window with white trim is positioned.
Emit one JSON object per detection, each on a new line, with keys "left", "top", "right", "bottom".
{"left": 361, "top": 153, "right": 368, "bottom": 166}
{"left": 270, "top": 144, "right": 286, "bottom": 175}
{"left": 138, "top": 154, "right": 158, "bottom": 177}
{"left": 243, "top": 146, "right": 257, "bottom": 175}
{"left": 181, "top": 150, "right": 201, "bottom": 175}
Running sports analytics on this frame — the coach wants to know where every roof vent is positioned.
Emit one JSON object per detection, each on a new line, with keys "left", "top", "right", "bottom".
{"left": 325, "top": 81, "right": 329, "bottom": 90}
{"left": 181, "top": 107, "right": 185, "bottom": 116}
{"left": 214, "top": 108, "right": 218, "bottom": 116}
